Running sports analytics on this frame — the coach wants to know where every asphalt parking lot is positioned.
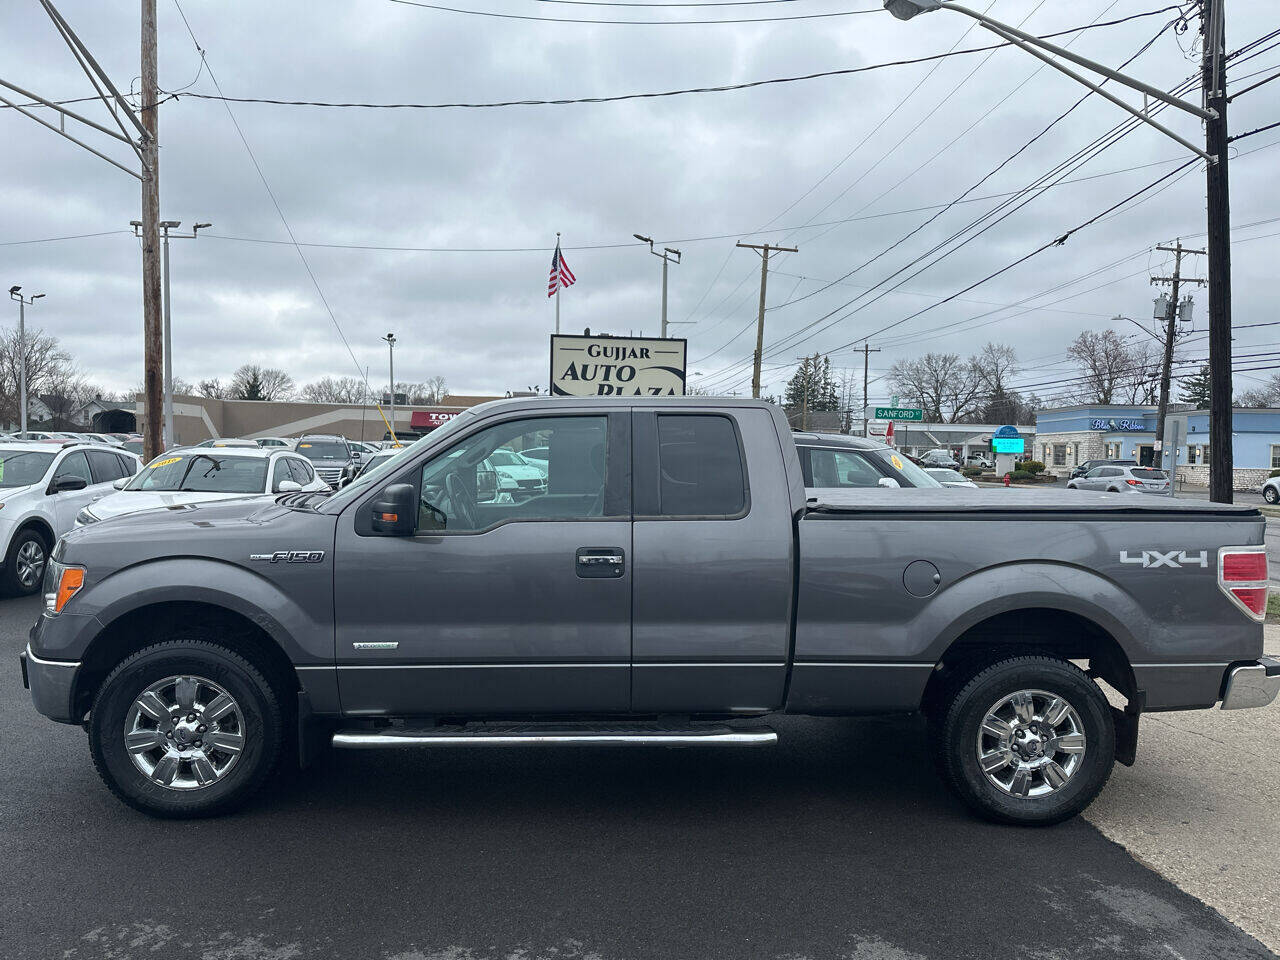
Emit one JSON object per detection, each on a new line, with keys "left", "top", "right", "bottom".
{"left": 2, "top": 598, "right": 1275, "bottom": 960}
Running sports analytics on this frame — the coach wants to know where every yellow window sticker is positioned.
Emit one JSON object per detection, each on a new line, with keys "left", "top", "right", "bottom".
{"left": 150, "top": 456, "right": 182, "bottom": 468}
{"left": 298, "top": 443, "right": 312, "bottom": 448}
{"left": 890, "top": 454, "right": 904, "bottom": 471}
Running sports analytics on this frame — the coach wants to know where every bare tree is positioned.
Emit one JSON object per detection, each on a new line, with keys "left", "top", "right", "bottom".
{"left": 197, "top": 378, "right": 230, "bottom": 399}
{"left": 230, "top": 364, "right": 295, "bottom": 401}
{"left": 1238, "top": 374, "right": 1280, "bottom": 408}
{"left": 0, "top": 325, "right": 77, "bottom": 427}
{"left": 889, "top": 352, "right": 984, "bottom": 423}
{"left": 378, "top": 379, "right": 449, "bottom": 405}
{"left": 301, "top": 376, "right": 367, "bottom": 404}
{"left": 1066, "top": 330, "right": 1142, "bottom": 404}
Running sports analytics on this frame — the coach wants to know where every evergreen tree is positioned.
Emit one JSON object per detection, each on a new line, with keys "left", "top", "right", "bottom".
{"left": 784, "top": 353, "right": 840, "bottom": 412}
{"left": 1178, "top": 364, "right": 1211, "bottom": 409}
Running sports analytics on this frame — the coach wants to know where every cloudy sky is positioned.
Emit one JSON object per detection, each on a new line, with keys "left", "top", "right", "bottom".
{"left": 1, "top": 0, "right": 1277, "bottom": 406}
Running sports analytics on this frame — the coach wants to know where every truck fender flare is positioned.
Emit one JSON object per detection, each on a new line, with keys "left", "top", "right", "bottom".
{"left": 920, "top": 561, "right": 1144, "bottom": 662}
{"left": 85, "top": 557, "right": 326, "bottom": 665}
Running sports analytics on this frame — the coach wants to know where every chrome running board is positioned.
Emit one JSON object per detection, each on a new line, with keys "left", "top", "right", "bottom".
{"left": 332, "top": 722, "right": 777, "bottom": 749}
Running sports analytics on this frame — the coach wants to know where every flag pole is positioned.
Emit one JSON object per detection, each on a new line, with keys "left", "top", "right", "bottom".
{"left": 555, "top": 232, "right": 561, "bottom": 335}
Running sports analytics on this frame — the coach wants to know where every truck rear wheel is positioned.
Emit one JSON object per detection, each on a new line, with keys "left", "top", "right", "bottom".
{"left": 88, "top": 639, "right": 284, "bottom": 818}
{"left": 936, "top": 655, "right": 1115, "bottom": 826}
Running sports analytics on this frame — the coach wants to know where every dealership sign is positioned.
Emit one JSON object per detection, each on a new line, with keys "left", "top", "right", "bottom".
{"left": 550, "top": 335, "right": 686, "bottom": 397}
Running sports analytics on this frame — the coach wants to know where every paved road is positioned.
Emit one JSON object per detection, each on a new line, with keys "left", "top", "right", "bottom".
{"left": 1, "top": 596, "right": 1273, "bottom": 960}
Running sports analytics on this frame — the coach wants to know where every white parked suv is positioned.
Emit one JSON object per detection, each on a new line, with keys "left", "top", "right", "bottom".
{"left": 75, "top": 446, "right": 330, "bottom": 528}
{"left": 0, "top": 442, "right": 142, "bottom": 595}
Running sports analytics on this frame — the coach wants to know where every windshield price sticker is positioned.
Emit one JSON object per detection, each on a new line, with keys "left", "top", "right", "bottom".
{"left": 891, "top": 454, "right": 904, "bottom": 470}
{"left": 150, "top": 456, "right": 182, "bottom": 469}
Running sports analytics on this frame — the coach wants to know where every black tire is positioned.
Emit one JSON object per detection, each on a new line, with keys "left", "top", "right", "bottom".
{"left": 89, "top": 639, "right": 284, "bottom": 818}
{"left": 1266, "top": 486, "right": 1279, "bottom": 504}
{"left": 936, "top": 655, "right": 1115, "bottom": 827}
{"left": 2, "top": 526, "right": 49, "bottom": 597}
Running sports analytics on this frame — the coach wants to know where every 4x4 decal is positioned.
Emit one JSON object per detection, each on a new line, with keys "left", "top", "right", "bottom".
{"left": 1119, "top": 550, "right": 1209, "bottom": 569}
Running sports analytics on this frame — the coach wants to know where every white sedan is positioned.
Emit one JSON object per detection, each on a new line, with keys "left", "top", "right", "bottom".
{"left": 76, "top": 447, "right": 329, "bottom": 526}
{"left": 924, "top": 467, "right": 978, "bottom": 489}
{"left": 486, "top": 447, "right": 548, "bottom": 499}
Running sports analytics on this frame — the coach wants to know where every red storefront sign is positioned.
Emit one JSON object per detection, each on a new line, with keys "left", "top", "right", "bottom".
{"left": 410, "top": 410, "right": 459, "bottom": 431}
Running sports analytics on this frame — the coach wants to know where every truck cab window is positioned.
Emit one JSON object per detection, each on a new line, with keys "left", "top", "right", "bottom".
{"left": 656, "top": 415, "right": 745, "bottom": 517}
{"left": 418, "top": 416, "right": 610, "bottom": 532}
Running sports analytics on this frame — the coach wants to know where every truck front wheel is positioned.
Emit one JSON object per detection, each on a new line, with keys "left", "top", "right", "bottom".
{"left": 937, "top": 655, "right": 1115, "bottom": 826}
{"left": 88, "top": 639, "right": 284, "bottom": 818}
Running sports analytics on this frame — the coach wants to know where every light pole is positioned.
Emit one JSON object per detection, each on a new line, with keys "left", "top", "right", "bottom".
{"left": 883, "top": 0, "right": 1234, "bottom": 501}
{"left": 633, "top": 234, "right": 684, "bottom": 338}
{"left": 8, "top": 286, "right": 44, "bottom": 436}
{"left": 382, "top": 333, "right": 396, "bottom": 441}
{"left": 131, "top": 218, "right": 210, "bottom": 449}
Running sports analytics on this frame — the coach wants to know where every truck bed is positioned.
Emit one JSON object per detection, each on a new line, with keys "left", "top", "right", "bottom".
{"left": 805, "top": 487, "right": 1261, "bottom": 517}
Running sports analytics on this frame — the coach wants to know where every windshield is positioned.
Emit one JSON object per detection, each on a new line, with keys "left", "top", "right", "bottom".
{"left": 126, "top": 453, "right": 268, "bottom": 493}
{"left": 872, "top": 449, "right": 942, "bottom": 487}
{"left": 0, "top": 451, "right": 55, "bottom": 487}
{"left": 296, "top": 440, "right": 349, "bottom": 460}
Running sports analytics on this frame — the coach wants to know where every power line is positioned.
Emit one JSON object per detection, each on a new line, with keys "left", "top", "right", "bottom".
{"left": 170, "top": 0, "right": 375, "bottom": 395}
{"left": 387, "top": 0, "right": 877, "bottom": 24}
{"left": 145, "top": 7, "right": 1183, "bottom": 112}
{"left": 0, "top": 229, "right": 129, "bottom": 246}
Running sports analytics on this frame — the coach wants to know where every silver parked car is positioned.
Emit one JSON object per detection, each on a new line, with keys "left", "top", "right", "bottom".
{"left": 1067, "top": 465, "right": 1170, "bottom": 493}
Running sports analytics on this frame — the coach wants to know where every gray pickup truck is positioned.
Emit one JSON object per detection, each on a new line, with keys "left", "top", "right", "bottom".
{"left": 21, "top": 397, "right": 1280, "bottom": 824}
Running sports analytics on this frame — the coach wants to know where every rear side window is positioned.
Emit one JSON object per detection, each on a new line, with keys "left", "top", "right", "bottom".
{"left": 87, "top": 450, "right": 127, "bottom": 483}
{"left": 271, "top": 458, "right": 293, "bottom": 491}
{"left": 656, "top": 415, "right": 746, "bottom": 517}
{"left": 116, "top": 453, "right": 138, "bottom": 476}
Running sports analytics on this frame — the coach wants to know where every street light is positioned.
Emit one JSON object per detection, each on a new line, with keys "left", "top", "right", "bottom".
{"left": 9, "top": 286, "right": 45, "bottom": 436}
{"left": 381, "top": 333, "right": 397, "bottom": 442}
{"left": 130, "top": 218, "right": 211, "bottom": 449}
{"left": 886, "top": 0, "right": 1237, "bottom": 503}
{"left": 880, "top": 1, "right": 1213, "bottom": 161}
{"left": 634, "top": 233, "right": 684, "bottom": 338}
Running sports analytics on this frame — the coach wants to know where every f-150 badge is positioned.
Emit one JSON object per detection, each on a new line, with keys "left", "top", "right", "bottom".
{"left": 1119, "top": 550, "right": 1209, "bottom": 569}
{"left": 249, "top": 550, "right": 326, "bottom": 563}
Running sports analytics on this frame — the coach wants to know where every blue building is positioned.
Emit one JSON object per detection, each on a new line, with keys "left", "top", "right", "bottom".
{"left": 1035, "top": 403, "right": 1280, "bottom": 490}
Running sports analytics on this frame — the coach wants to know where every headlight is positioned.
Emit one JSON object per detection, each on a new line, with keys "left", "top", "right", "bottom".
{"left": 43, "top": 560, "right": 85, "bottom": 615}
{"left": 75, "top": 507, "right": 100, "bottom": 525}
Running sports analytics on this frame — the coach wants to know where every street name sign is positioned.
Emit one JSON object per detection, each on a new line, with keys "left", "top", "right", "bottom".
{"left": 874, "top": 407, "right": 923, "bottom": 421}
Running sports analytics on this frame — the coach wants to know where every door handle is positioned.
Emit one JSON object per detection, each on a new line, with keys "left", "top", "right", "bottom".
{"left": 576, "top": 547, "right": 625, "bottom": 578}
{"left": 579, "top": 554, "right": 623, "bottom": 565}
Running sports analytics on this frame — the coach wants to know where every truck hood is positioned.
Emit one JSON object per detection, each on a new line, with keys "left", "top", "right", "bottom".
{"left": 58, "top": 493, "right": 336, "bottom": 575}
{"left": 807, "top": 487, "right": 1260, "bottom": 516}
{"left": 84, "top": 489, "right": 270, "bottom": 523}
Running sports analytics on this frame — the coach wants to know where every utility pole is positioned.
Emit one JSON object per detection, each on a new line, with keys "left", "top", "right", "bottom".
{"left": 737, "top": 242, "right": 798, "bottom": 398}
{"left": 861, "top": 344, "right": 881, "bottom": 437}
{"left": 634, "top": 235, "right": 683, "bottom": 337}
{"left": 8, "top": 287, "right": 45, "bottom": 435}
{"left": 382, "top": 333, "right": 397, "bottom": 441}
{"left": 1202, "top": 0, "right": 1233, "bottom": 503}
{"left": 1151, "top": 239, "right": 1206, "bottom": 472}
{"left": 139, "top": 0, "right": 163, "bottom": 462}
{"left": 132, "top": 220, "right": 211, "bottom": 449}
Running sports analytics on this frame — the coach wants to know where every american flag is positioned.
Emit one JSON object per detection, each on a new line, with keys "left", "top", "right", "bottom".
{"left": 547, "top": 242, "right": 576, "bottom": 297}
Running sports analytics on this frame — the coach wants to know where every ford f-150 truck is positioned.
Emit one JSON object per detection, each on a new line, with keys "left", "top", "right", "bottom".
{"left": 21, "top": 397, "right": 1280, "bottom": 823}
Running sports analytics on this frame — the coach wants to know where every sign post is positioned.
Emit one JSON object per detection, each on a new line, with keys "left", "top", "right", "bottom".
{"left": 550, "top": 334, "right": 687, "bottom": 397}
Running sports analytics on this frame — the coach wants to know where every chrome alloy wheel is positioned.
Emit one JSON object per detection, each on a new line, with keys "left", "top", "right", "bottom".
{"left": 124, "top": 675, "right": 246, "bottom": 790}
{"left": 16, "top": 538, "right": 45, "bottom": 589}
{"left": 976, "top": 689, "right": 1086, "bottom": 798}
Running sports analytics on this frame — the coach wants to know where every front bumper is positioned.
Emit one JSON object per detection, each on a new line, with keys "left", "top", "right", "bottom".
{"left": 19, "top": 642, "right": 82, "bottom": 724}
{"left": 1221, "top": 656, "right": 1280, "bottom": 710}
